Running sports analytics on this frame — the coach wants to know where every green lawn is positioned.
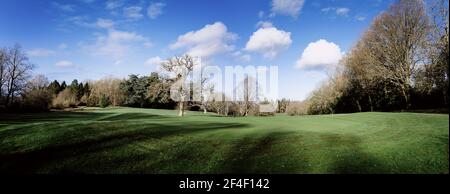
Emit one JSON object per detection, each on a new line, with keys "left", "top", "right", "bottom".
{"left": 0, "top": 107, "right": 448, "bottom": 174}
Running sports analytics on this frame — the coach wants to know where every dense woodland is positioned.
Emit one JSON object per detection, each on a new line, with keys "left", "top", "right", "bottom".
{"left": 0, "top": 0, "right": 448, "bottom": 116}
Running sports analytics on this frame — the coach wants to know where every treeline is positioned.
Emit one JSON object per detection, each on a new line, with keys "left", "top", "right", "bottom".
{"left": 0, "top": 45, "right": 269, "bottom": 116}
{"left": 0, "top": 44, "right": 175, "bottom": 112}
{"left": 20, "top": 74, "right": 178, "bottom": 111}
{"left": 288, "top": 0, "right": 449, "bottom": 115}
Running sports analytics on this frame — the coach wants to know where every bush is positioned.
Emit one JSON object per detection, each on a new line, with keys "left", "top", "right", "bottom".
{"left": 79, "top": 94, "right": 88, "bottom": 106}
{"left": 99, "top": 94, "right": 110, "bottom": 108}
{"left": 21, "top": 89, "right": 52, "bottom": 111}
{"left": 286, "top": 101, "right": 310, "bottom": 116}
{"left": 52, "top": 88, "right": 77, "bottom": 109}
{"left": 86, "top": 94, "right": 99, "bottom": 107}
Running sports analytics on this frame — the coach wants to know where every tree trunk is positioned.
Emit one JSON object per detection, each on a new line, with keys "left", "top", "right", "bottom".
{"left": 368, "top": 95, "right": 373, "bottom": 112}
{"left": 5, "top": 79, "right": 14, "bottom": 106}
{"left": 401, "top": 86, "right": 410, "bottom": 110}
{"left": 178, "top": 102, "right": 184, "bottom": 117}
{"left": 225, "top": 103, "right": 229, "bottom": 116}
{"left": 356, "top": 99, "right": 362, "bottom": 112}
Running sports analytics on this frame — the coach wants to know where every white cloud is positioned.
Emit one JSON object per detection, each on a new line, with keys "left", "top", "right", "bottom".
{"left": 55, "top": 60, "right": 74, "bottom": 67}
{"left": 96, "top": 18, "right": 115, "bottom": 29}
{"left": 58, "top": 43, "right": 68, "bottom": 50}
{"left": 256, "top": 21, "right": 273, "bottom": 28}
{"left": 336, "top": 8, "right": 350, "bottom": 16}
{"left": 169, "top": 22, "right": 237, "bottom": 58}
{"left": 52, "top": 2, "right": 75, "bottom": 12}
{"left": 271, "top": 0, "right": 305, "bottom": 19}
{"left": 80, "top": 30, "right": 152, "bottom": 60}
{"left": 322, "top": 7, "right": 350, "bottom": 17}
{"left": 321, "top": 7, "right": 333, "bottom": 13}
{"left": 244, "top": 26, "right": 292, "bottom": 59}
{"left": 147, "top": 2, "right": 165, "bottom": 19}
{"left": 106, "top": 0, "right": 124, "bottom": 10}
{"left": 232, "top": 51, "right": 251, "bottom": 62}
{"left": 258, "top": 11, "right": 265, "bottom": 19}
{"left": 27, "top": 49, "right": 56, "bottom": 57}
{"left": 143, "top": 42, "right": 153, "bottom": 48}
{"left": 355, "top": 16, "right": 366, "bottom": 21}
{"left": 66, "top": 16, "right": 115, "bottom": 29}
{"left": 295, "top": 39, "right": 343, "bottom": 70}
{"left": 145, "top": 56, "right": 164, "bottom": 66}
{"left": 66, "top": 16, "right": 90, "bottom": 28}
{"left": 124, "top": 6, "right": 144, "bottom": 20}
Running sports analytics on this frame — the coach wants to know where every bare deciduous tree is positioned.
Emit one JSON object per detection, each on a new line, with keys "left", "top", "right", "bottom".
{"left": 191, "top": 68, "right": 212, "bottom": 114}
{"left": 26, "top": 74, "right": 49, "bottom": 91}
{"left": 161, "top": 55, "right": 195, "bottom": 117}
{"left": 0, "top": 48, "right": 7, "bottom": 100}
{"left": 342, "top": 38, "right": 380, "bottom": 112}
{"left": 4, "top": 44, "right": 34, "bottom": 106}
{"left": 235, "top": 76, "right": 257, "bottom": 116}
{"left": 88, "top": 77, "right": 125, "bottom": 107}
{"left": 423, "top": 0, "right": 449, "bottom": 105}
{"left": 363, "top": 0, "right": 430, "bottom": 109}
{"left": 308, "top": 72, "right": 346, "bottom": 115}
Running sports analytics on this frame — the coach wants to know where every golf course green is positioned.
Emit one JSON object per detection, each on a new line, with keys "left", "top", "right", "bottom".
{"left": 0, "top": 107, "right": 448, "bottom": 174}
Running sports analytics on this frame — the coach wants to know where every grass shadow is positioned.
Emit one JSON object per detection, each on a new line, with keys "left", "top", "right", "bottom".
{"left": 98, "top": 113, "right": 168, "bottom": 121}
{"left": 210, "top": 131, "right": 309, "bottom": 174}
{"left": 320, "top": 134, "right": 389, "bottom": 174}
{"left": 0, "top": 111, "right": 113, "bottom": 124}
{"left": 0, "top": 118, "right": 250, "bottom": 174}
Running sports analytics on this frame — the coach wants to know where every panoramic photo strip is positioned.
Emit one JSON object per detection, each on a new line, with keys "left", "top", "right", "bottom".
{"left": 0, "top": 0, "right": 448, "bottom": 192}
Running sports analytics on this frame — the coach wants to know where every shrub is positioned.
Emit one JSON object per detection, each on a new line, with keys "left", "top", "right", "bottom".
{"left": 21, "top": 89, "right": 52, "bottom": 111}
{"left": 86, "top": 94, "right": 99, "bottom": 107}
{"left": 79, "top": 94, "right": 88, "bottom": 106}
{"left": 52, "top": 88, "right": 77, "bottom": 109}
{"left": 99, "top": 94, "right": 110, "bottom": 108}
{"left": 286, "top": 101, "right": 310, "bottom": 116}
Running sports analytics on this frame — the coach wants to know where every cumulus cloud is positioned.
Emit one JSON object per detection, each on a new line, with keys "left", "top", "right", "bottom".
{"left": 256, "top": 21, "right": 273, "bottom": 28}
{"left": 271, "top": 0, "right": 305, "bottom": 19}
{"left": 27, "top": 49, "right": 56, "bottom": 57}
{"left": 169, "top": 22, "right": 237, "bottom": 58}
{"left": 145, "top": 56, "right": 164, "bottom": 66}
{"left": 147, "top": 2, "right": 165, "bottom": 19}
{"left": 295, "top": 39, "right": 343, "bottom": 70}
{"left": 244, "top": 26, "right": 292, "bottom": 59}
{"left": 55, "top": 60, "right": 74, "bottom": 67}
{"left": 124, "top": 6, "right": 144, "bottom": 20}
{"left": 80, "top": 30, "right": 152, "bottom": 60}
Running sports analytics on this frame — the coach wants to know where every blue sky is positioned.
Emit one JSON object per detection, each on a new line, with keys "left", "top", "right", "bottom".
{"left": 0, "top": 0, "right": 394, "bottom": 100}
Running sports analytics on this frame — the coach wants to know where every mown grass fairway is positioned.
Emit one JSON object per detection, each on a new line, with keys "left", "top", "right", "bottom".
{"left": 0, "top": 108, "right": 448, "bottom": 174}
